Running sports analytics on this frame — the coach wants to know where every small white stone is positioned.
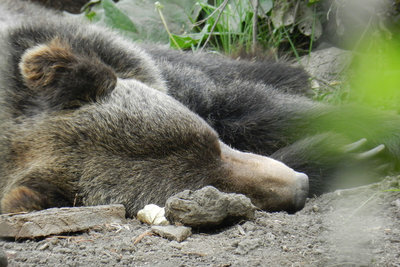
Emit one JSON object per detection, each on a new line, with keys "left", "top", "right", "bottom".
{"left": 137, "top": 204, "right": 169, "bottom": 225}
{"left": 311, "top": 79, "right": 320, "bottom": 89}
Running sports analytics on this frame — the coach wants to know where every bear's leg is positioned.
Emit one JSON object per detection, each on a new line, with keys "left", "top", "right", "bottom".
{"left": 1, "top": 176, "right": 74, "bottom": 214}
{"left": 271, "top": 133, "right": 391, "bottom": 196}
{"left": 1, "top": 186, "right": 49, "bottom": 213}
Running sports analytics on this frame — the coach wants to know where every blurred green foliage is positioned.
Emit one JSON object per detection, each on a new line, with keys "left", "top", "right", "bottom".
{"left": 351, "top": 37, "right": 400, "bottom": 111}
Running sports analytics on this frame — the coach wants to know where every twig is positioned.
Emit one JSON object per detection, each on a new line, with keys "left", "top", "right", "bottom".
{"left": 252, "top": 0, "right": 259, "bottom": 53}
{"left": 200, "top": 0, "right": 229, "bottom": 53}
{"left": 352, "top": 16, "right": 373, "bottom": 52}
{"left": 73, "top": 193, "right": 78, "bottom": 207}
{"left": 181, "top": 251, "right": 207, "bottom": 257}
{"left": 290, "top": 0, "right": 301, "bottom": 34}
{"left": 345, "top": 191, "right": 379, "bottom": 221}
{"left": 193, "top": 2, "right": 227, "bottom": 27}
{"left": 2, "top": 211, "right": 28, "bottom": 216}
{"left": 133, "top": 230, "right": 153, "bottom": 245}
{"left": 155, "top": 2, "right": 181, "bottom": 51}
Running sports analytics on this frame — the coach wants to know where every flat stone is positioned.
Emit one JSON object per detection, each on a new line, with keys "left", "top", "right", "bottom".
{"left": 151, "top": 225, "right": 192, "bottom": 242}
{"left": 0, "top": 204, "right": 126, "bottom": 239}
{"left": 165, "top": 186, "right": 256, "bottom": 228}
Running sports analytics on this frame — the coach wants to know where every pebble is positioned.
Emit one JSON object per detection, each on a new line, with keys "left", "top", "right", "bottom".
{"left": 168, "top": 241, "right": 183, "bottom": 250}
{"left": 392, "top": 199, "right": 400, "bottom": 209}
{"left": 242, "top": 221, "right": 256, "bottom": 232}
{"left": 46, "top": 237, "right": 59, "bottom": 245}
{"left": 235, "top": 238, "right": 262, "bottom": 255}
{"left": 265, "top": 232, "right": 276, "bottom": 241}
{"left": 237, "top": 225, "right": 246, "bottom": 235}
{"left": 151, "top": 225, "right": 192, "bottom": 242}
{"left": 0, "top": 249, "right": 7, "bottom": 267}
{"left": 137, "top": 204, "right": 169, "bottom": 225}
{"left": 53, "top": 247, "right": 73, "bottom": 254}
{"left": 38, "top": 243, "right": 49, "bottom": 251}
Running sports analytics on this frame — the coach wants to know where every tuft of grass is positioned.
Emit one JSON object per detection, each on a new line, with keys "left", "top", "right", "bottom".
{"left": 81, "top": 0, "right": 323, "bottom": 57}
{"left": 183, "top": 0, "right": 322, "bottom": 57}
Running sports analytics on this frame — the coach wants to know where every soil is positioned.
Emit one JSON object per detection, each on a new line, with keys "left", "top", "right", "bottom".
{"left": 1, "top": 177, "right": 400, "bottom": 267}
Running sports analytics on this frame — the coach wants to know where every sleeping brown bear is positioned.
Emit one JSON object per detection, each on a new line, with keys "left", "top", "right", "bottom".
{"left": 0, "top": 0, "right": 398, "bottom": 217}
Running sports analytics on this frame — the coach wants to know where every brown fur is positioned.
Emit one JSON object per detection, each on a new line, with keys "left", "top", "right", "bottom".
{"left": 20, "top": 38, "right": 77, "bottom": 89}
{"left": 25, "top": 0, "right": 90, "bottom": 14}
{"left": 1, "top": 186, "right": 45, "bottom": 213}
{"left": 20, "top": 37, "right": 117, "bottom": 108}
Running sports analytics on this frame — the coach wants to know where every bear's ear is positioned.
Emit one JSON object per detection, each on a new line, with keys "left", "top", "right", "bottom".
{"left": 19, "top": 37, "right": 117, "bottom": 108}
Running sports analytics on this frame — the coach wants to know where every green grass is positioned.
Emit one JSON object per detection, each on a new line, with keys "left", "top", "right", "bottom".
{"left": 82, "top": 0, "right": 322, "bottom": 58}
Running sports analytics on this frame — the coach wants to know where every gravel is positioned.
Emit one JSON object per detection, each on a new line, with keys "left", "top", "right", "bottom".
{"left": 1, "top": 177, "right": 400, "bottom": 267}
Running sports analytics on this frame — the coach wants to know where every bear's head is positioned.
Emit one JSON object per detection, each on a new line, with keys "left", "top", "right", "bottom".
{"left": 1, "top": 38, "right": 308, "bottom": 216}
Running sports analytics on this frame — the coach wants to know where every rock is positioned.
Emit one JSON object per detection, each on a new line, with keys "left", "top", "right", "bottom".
{"left": 282, "top": 245, "right": 289, "bottom": 252}
{"left": 392, "top": 198, "right": 400, "bottom": 209}
{"left": 0, "top": 248, "right": 7, "bottom": 267}
{"left": 312, "top": 205, "right": 320, "bottom": 212}
{"left": 299, "top": 47, "right": 352, "bottom": 83}
{"left": 0, "top": 205, "right": 125, "bottom": 239}
{"left": 38, "top": 243, "right": 49, "bottom": 251}
{"left": 151, "top": 225, "right": 192, "bottom": 242}
{"left": 137, "top": 204, "right": 169, "bottom": 225}
{"left": 265, "top": 232, "right": 275, "bottom": 241}
{"left": 235, "top": 238, "right": 262, "bottom": 255}
{"left": 165, "top": 186, "right": 256, "bottom": 228}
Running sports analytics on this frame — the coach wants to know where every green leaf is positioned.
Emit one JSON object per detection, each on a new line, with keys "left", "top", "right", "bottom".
{"left": 82, "top": 0, "right": 101, "bottom": 12}
{"left": 308, "top": 0, "right": 320, "bottom": 5}
{"left": 101, "top": 0, "right": 138, "bottom": 33}
{"left": 85, "top": 10, "right": 99, "bottom": 21}
{"left": 260, "top": 0, "right": 273, "bottom": 14}
{"left": 83, "top": 0, "right": 101, "bottom": 22}
{"left": 170, "top": 24, "right": 209, "bottom": 49}
{"left": 78, "top": 0, "right": 208, "bottom": 43}
{"left": 297, "top": 2, "right": 322, "bottom": 40}
{"left": 270, "top": 0, "right": 295, "bottom": 28}
{"left": 170, "top": 35, "right": 198, "bottom": 49}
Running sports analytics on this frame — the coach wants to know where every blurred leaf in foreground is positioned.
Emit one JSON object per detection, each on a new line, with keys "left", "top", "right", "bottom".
{"left": 351, "top": 37, "right": 400, "bottom": 111}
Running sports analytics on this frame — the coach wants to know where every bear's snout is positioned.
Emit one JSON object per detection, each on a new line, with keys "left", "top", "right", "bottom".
{"left": 218, "top": 142, "right": 309, "bottom": 212}
{"left": 293, "top": 172, "right": 309, "bottom": 212}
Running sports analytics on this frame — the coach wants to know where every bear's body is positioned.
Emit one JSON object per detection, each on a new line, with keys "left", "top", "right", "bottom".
{"left": 0, "top": 0, "right": 399, "bottom": 216}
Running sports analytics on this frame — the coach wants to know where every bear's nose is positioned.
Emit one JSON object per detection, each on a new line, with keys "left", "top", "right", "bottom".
{"left": 293, "top": 172, "right": 309, "bottom": 211}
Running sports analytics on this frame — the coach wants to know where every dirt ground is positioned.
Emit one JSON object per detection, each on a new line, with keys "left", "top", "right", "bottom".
{"left": 1, "top": 176, "right": 400, "bottom": 267}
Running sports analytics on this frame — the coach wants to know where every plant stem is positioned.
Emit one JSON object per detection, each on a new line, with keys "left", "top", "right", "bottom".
{"left": 200, "top": 0, "right": 229, "bottom": 53}
{"left": 252, "top": 0, "right": 259, "bottom": 53}
{"left": 155, "top": 2, "right": 181, "bottom": 51}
